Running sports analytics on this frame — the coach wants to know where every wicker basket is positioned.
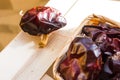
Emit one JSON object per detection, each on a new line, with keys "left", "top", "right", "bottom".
{"left": 53, "top": 14, "right": 120, "bottom": 80}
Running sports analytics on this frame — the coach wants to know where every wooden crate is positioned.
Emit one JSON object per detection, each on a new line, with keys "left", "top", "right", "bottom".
{"left": 0, "top": 0, "right": 120, "bottom": 80}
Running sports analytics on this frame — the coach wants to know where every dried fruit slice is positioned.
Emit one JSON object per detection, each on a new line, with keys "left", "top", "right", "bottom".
{"left": 20, "top": 6, "right": 67, "bottom": 47}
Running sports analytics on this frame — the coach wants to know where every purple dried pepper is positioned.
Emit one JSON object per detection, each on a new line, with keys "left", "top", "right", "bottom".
{"left": 20, "top": 6, "right": 67, "bottom": 35}
{"left": 82, "top": 23, "right": 120, "bottom": 80}
{"left": 82, "top": 23, "right": 120, "bottom": 55}
{"left": 58, "top": 37, "right": 102, "bottom": 80}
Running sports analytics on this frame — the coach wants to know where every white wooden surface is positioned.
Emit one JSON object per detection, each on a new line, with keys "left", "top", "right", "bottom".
{"left": 0, "top": 0, "right": 78, "bottom": 80}
{"left": 1, "top": 0, "right": 120, "bottom": 80}
{"left": 13, "top": 0, "right": 79, "bottom": 80}
{"left": 41, "top": 74, "right": 53, "bottom": 80}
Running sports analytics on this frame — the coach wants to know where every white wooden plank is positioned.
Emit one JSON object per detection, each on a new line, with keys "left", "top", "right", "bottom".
{"left": 13, "top": 0, "right": 79, "bottom": 80}
{"left": 15, "top": 1, "right": 120, "bottom": 80}
{"left": 1, "top": 0, "right": 120, "bottom": 80}
{"left": 46, "top": 0, "right": 78, "bottom": 15}
{"left": 0, "top": 0, "right": 78, "bottom": 80}
{"left": 41, "top": 74, "right": 53, "bottom": 80}
{"left": 59, "top": 0, "right": 120, "bottom": 35}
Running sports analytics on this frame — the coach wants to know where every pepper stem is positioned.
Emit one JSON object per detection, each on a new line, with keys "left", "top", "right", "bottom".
{"left": 39, "top": 34, "right": 49, "bottom": 48}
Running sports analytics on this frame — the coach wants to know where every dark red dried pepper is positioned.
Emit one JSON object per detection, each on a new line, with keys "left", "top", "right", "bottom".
{"left": 82, "top": 23, "right": 120, "bottom": 80}
{"left": 58, "top": 21, "right": 120, "bottom": 80}
{"left": 20, "top": 6, "right": 67, "bottom": 35}
{"left": 58, "top": 37, "right": 102, "bottom": 80}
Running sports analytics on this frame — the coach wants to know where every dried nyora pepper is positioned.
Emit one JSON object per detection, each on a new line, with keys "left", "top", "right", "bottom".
{"left": 81, "top": 15, "right": 120, "bottom": 80}
{"left": 53, "top": 15, "right": 120, "bottom": 80}
{"left": 53, "top": 37, "right": 102, "bottom": 80}
{"left": 20, "top": 6, "right": 67, "bottom": 47}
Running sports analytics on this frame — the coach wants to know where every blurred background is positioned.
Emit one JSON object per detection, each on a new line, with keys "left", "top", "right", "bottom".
{"left": 0, "top": 0, "right": 49, "bottom": 51}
